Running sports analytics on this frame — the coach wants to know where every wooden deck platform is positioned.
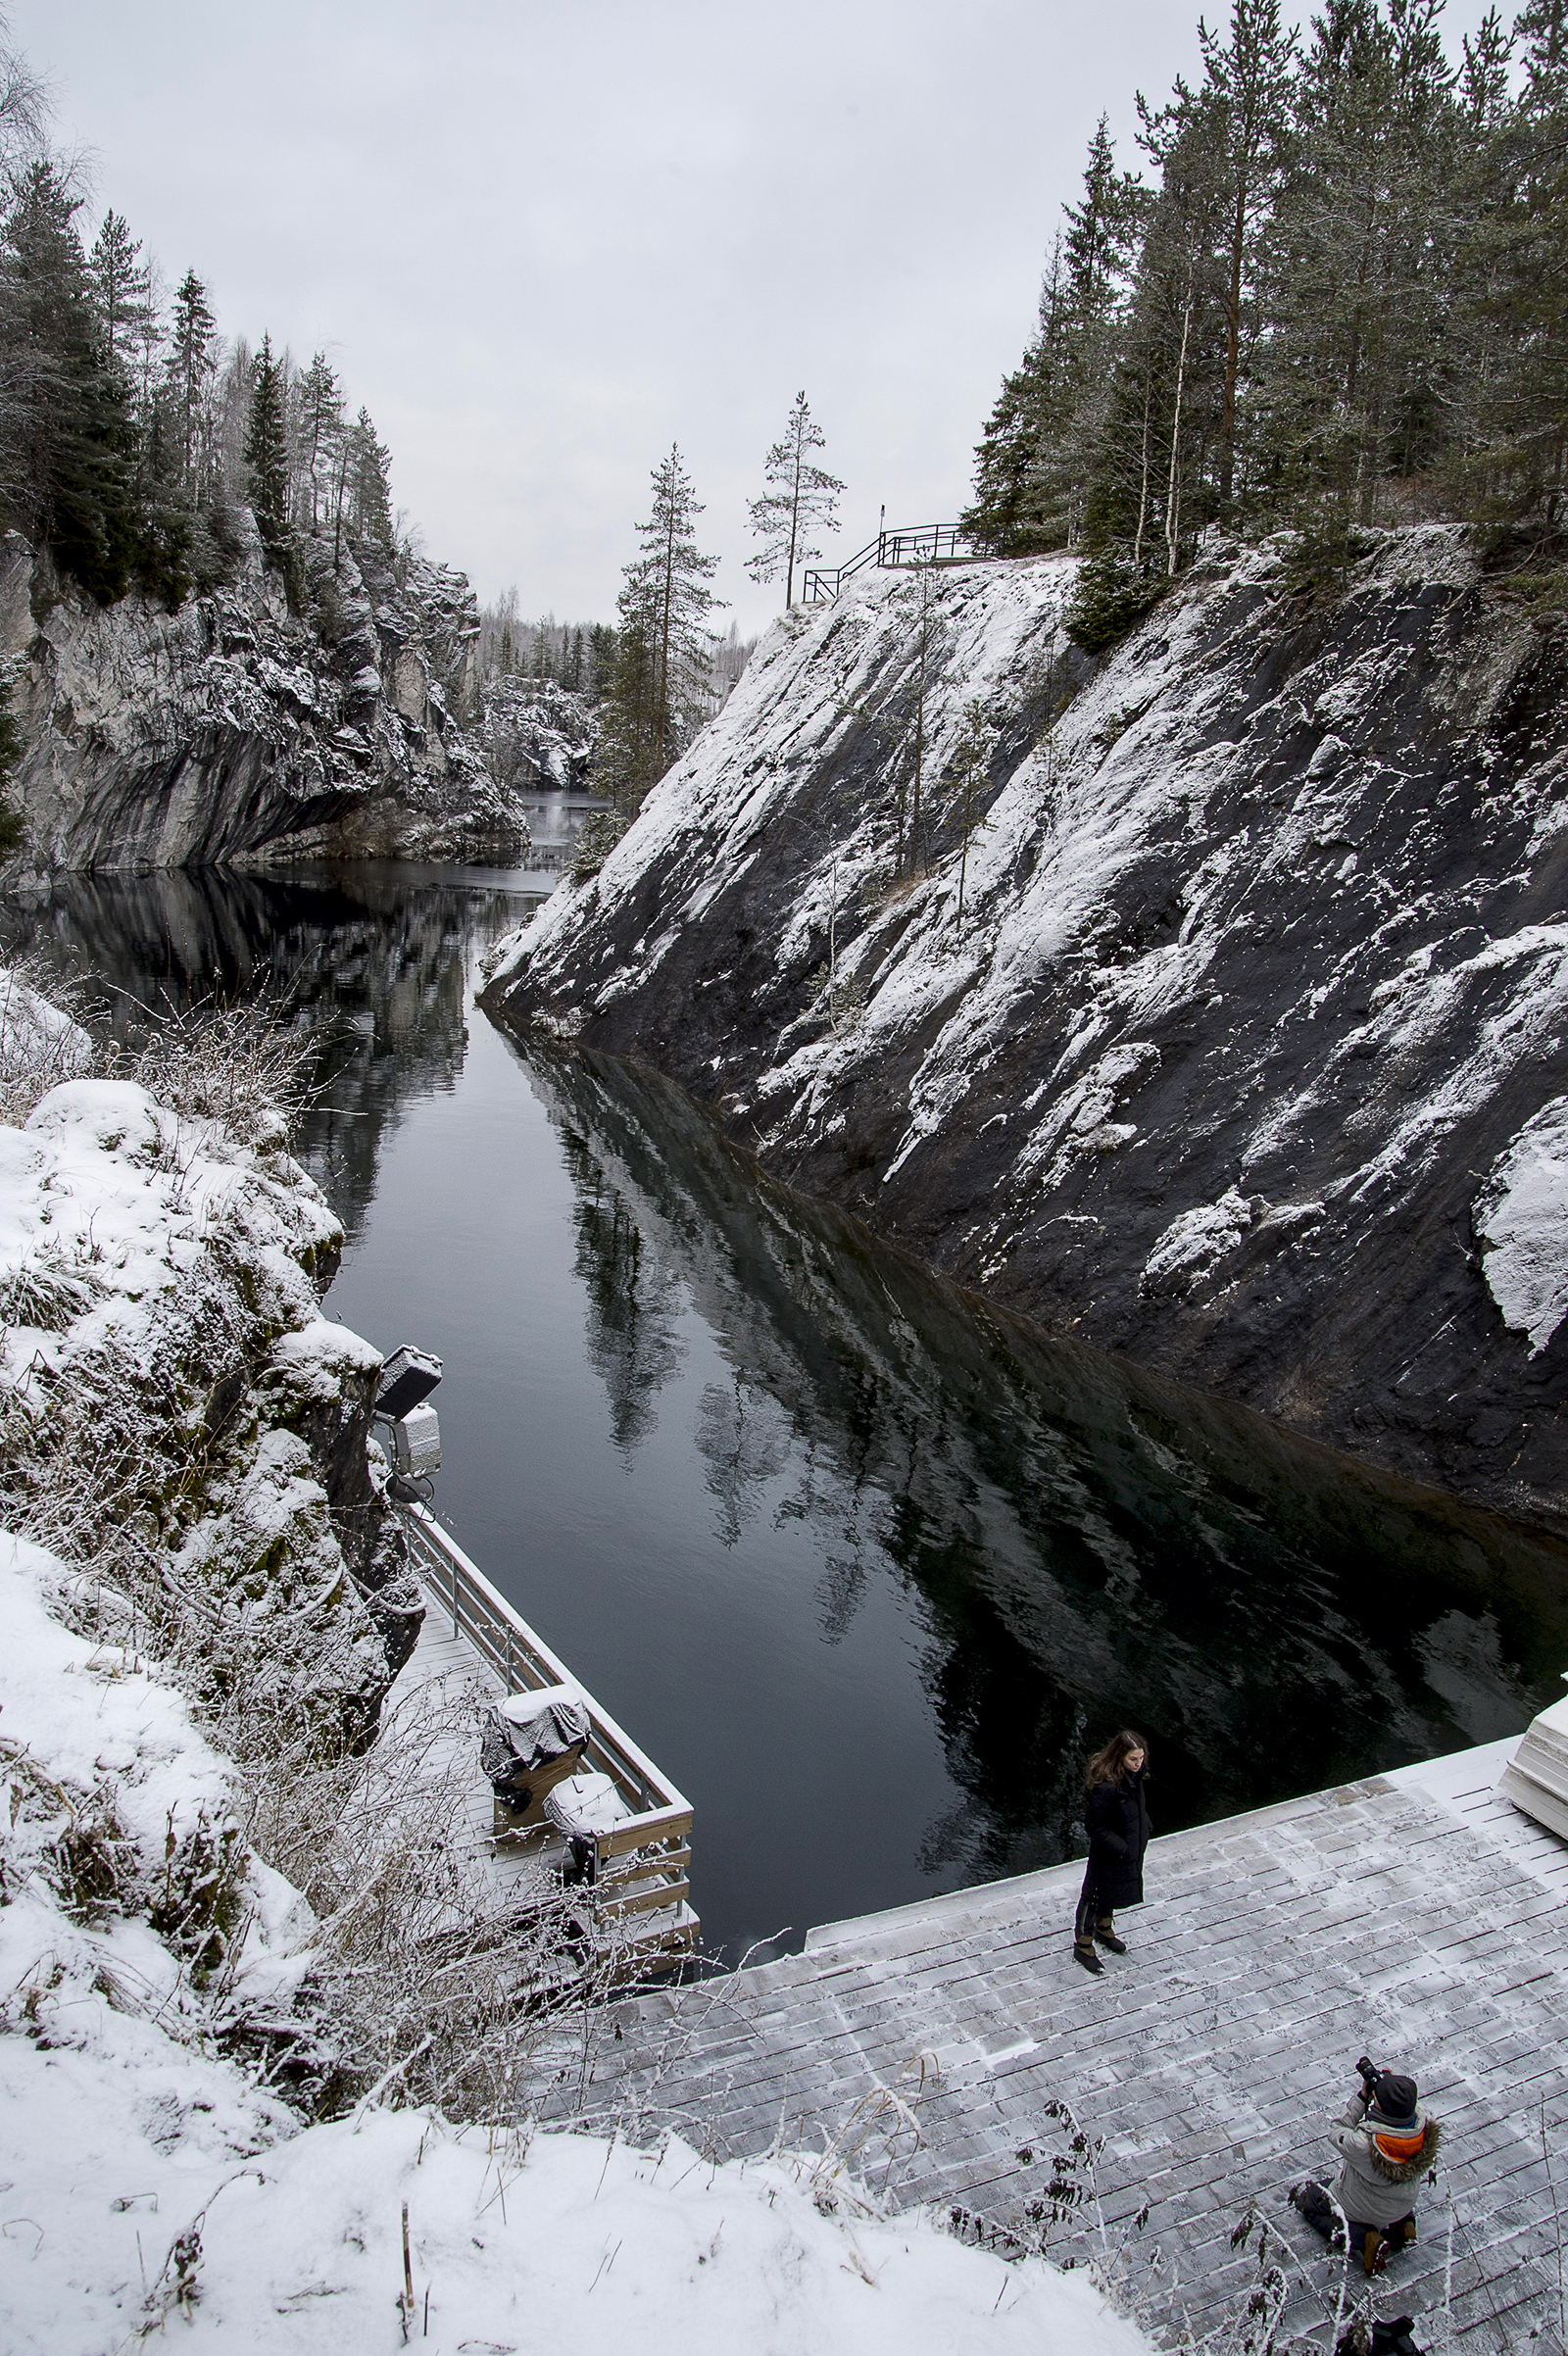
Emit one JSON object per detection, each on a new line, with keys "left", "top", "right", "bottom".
{"left": 394, "top": 1506, "right": 698, "bottom": 1962}
{"left": 600, "top": 1741, "right": 1568, "bottom": 2352}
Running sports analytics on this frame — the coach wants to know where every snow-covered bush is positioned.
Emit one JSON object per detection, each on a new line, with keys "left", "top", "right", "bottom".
{"left": 0, "top": 956, "right": 95, "bottom": 1124}
{"left": 123, "top": 992, "right": 319, "bottom": 1150}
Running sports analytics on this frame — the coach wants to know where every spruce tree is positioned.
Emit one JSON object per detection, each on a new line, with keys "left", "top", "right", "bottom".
{"left": 963, "top": 120, "right": 1145, "bottom": 554}
{"left": 746, "top": 391, "right": 845, "bottom": 605}
{"left": 0, "top": 161, "right": 138, "bottom": 601}
{"left": 162, "top": 269, "right": 219, "bottom": 492}
{"left": 243, "top": 333, "right": 300, "bottom": 602}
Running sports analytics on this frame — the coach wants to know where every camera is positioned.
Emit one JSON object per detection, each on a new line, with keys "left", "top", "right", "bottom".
{"left": 1355, "top": 2055, "right": 1382, "bottom": 2093}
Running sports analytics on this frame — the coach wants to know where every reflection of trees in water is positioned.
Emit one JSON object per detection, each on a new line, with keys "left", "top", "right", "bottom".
{"left": 3, "top": 865, "right": 522, "bottom": 1245}
{"left": 514, "top": 1039, "right": 1568, "bottom": 1896}
{"left": 696, "top": 1375, "right": 789, "bottom": 1547}
{"left": 560, "top": 1132, "right": 687, "bottom": 1456}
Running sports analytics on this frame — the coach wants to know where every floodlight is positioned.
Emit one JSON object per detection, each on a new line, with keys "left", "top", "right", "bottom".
{"left": 376, "top": 1344, "right": 443, "bottom": 1419}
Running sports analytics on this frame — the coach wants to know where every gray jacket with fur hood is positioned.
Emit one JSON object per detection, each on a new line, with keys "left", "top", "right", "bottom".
{"left": 1329, "top": 2091, "right": 1442, "bottom": 2229}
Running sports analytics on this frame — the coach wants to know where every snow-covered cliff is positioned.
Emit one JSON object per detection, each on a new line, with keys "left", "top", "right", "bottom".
{"left": 4, "top": 523, "right": 529, "bottom": 871}
{"left": 483, "top": 530, "right": 1568, "bottom": 1529}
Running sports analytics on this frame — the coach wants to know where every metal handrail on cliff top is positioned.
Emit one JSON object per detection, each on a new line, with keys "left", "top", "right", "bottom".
{"left": 801, "top": 521, "right": 982, "bottom": 605}
{"left": 400, "top": 1500, "right": 694, "bottom": 1864}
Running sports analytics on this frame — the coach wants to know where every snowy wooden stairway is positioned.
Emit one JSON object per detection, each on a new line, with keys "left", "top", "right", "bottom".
{"left": 601, "top": 1742, "right": 1568, "bottom": 2352}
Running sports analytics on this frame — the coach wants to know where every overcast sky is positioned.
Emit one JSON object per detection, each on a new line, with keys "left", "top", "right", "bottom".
{"left": 21, "top": 0, "right": 1504, "bottom": 634}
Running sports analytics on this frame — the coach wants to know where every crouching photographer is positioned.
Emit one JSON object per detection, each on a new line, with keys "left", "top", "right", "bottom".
{"left": 1291, "top": 2058, "right": 1442, "bottom": 2277}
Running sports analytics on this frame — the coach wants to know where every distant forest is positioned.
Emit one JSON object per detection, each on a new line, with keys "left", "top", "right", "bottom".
{"left": 0, "top": 25, "right": 759, "bottom": 771}
{"left": 475, "top": 595, "right": 755, "bottom": 715}
{"left": 966, "top": 0, "right": 1568, "bottom": 645}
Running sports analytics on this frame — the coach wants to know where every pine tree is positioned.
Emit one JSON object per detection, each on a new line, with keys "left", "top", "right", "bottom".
{"left": 292, "top": 351, "right": 343, "bottom": 533}
{"left": 631, "top": 442, "right": 720, "bottom": 776}
{"left": 87, "top": 211, "right": 155, "bottom": 390}
{"left": 746, "top": 391, "right": 845, "bottom": 605}
{"left": 346, "top": 406, "right": 394, "bottom": 550}
{"left": 1178, "top": 0, "right": 1298, "bottom": 513}
{"left": 1250, "top": 0, "right": 1461, "bottom": 534}
{"left": 1464, "top": 0, "right": 1568, "bottom": 525}
{"left": 586, "top": 447, "right": 721, "bottom": 865}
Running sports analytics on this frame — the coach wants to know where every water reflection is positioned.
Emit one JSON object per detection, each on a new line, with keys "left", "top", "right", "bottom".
{"left": 520, "top": 1039, "right": 1568, "bottom": 1889}
{"left": 3, "top": 863, "right": 524, "bottom": 1244}
{"left": 8, "top": 861, "right": 1567, "bottom": 1940}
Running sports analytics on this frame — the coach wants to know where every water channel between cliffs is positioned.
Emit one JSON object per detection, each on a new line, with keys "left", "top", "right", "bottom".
{"left": 11, "top": 859, "right": 1568, "bottom": 1965}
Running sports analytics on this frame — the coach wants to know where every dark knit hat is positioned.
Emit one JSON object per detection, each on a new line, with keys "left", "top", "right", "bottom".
{"left": 1370, "top": 2072, "right": 1419, "bottom": 2127}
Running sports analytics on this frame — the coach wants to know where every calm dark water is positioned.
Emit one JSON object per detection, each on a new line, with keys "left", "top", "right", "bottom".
{"left": 10, "top": 861, "right": 1568, "bottom": 1963}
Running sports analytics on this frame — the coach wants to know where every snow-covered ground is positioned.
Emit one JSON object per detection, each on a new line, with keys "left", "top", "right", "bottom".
{"left": 0, "top": 974, "right": 1152, "bottom": 2353}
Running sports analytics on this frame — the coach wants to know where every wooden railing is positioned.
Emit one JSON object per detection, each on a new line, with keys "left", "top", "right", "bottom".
{"left": 400, "top": 1502, "right": 696, "bottom": 1950}
{"left": 802, "top": 521, "right": 981, "bottom": 605}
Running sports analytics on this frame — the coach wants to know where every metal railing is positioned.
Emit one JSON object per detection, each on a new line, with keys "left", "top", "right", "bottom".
{"left": 802, "top": 521, "right": 981, "bottom": 606}
{"left": 400, "top": 1501, "right": 696, "bottom": 1947}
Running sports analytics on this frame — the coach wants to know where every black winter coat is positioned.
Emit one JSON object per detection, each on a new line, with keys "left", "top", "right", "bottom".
{"left": 1085, "top": 1769, "right": 1152, "bottom": 1907}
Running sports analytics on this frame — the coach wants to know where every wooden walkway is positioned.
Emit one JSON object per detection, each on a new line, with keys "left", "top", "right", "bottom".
{"left": 600, "top": 1741, "right": 1568, "bottom": 2353}
{"left": 396, "top": 1599, "right": 561, "bottom": 1909}
{"left": 394, "top": 1546, "right": 698, "bottom": 1957}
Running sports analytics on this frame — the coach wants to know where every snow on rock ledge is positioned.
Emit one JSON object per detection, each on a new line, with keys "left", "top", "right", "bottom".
{"left": 1476, "top": 1096, "right": 1568, "bottom": 1355}
{"left": 483, "top": 530, "right": 1568, "bottom": 1528}
{"left": 0, "top": 1047, "right": 417, "bottom": 1715}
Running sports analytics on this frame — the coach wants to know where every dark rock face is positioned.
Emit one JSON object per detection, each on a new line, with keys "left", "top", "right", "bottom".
{"left": 482, "top": 530, "right": 1568, "bottom": 1532}
{"left": 6, "top": 525, "right": 528, "bottom": 871}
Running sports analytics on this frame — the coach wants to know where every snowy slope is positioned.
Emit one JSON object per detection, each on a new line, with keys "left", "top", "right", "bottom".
{"left": 483, "top": 531, "right": 1568, "bottom": 1527}
{"left": 0, "top": 1521, "right": 1150, "bottom": 2355}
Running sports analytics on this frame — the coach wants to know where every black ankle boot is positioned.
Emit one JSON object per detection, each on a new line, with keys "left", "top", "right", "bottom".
{"left": 1073, "top": 1939, "right": 1103, "bottom": 1975}
{"left": 1094, "top": 1921, "right": 1127, "bottom": 1954}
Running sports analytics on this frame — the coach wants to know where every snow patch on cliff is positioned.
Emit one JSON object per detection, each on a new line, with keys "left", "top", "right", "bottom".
{"left": 1143, "top": 1188, "right": 1255, "bottom": 1296}
{"left": 1476, "top": 1096, "right": 1568, "bottom": 1354}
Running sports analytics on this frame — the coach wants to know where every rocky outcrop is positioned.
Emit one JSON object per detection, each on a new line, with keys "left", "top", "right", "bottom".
{"left": 0, "top": 1052, "right": 422, "bottom": 1728}
{"left": 5, "top": 523, "right": 528, "bottom": 872}
{"left": 477, "top": 674, "right": 595, "bottom": 793}
{"left": 482, "top": 529, "right": 1568, "bottom": 1531}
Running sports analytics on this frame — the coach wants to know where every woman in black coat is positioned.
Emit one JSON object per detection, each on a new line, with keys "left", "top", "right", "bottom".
{"left": 1072, "top": 1730, "right": 1151, "bottom": 1976}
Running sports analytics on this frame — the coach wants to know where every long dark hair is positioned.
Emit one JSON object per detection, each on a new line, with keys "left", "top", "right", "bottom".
{"left": 1086, "top": 1729, "right": 1149, "bottom": 1790}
